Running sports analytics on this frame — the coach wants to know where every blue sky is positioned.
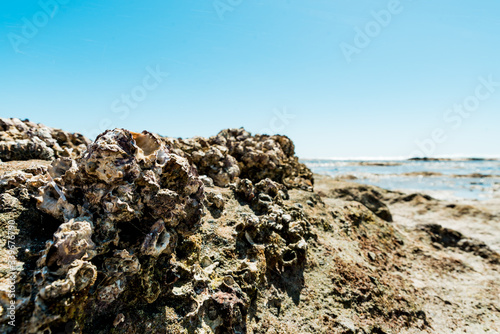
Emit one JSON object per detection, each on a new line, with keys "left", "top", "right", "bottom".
{"left": 1, "top": 0, "right": 499, "bottom": 158}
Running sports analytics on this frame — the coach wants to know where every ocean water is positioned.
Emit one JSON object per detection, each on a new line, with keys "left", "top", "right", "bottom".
{"left": 302, "top": 159, "right": 500, "bottom": 201}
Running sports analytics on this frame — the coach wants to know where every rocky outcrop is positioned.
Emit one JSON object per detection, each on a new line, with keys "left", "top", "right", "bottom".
{"left": 0, "top": 126, "right": 315, "bottom": 333}
{"left": 165, "top": 128, "right": 313, "bottom": 191}
{"left": 1, "top": 123, "right": 499, "bottom": 333}
{"left": 0, "top": 118, "right": 90, "bottom": 161}
{"left": 1, "top": 129, "right": 207, "bottom": 333}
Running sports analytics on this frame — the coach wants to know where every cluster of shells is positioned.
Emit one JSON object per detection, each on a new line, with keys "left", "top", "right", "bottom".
{"left": 0, "top": 122, "right": 314, "bottom": 333}
{"left": 165, "top": 128, "right": 313, "bottom": 191}
{"left": 0, "top": 118, "right": 90, "bottom": 161}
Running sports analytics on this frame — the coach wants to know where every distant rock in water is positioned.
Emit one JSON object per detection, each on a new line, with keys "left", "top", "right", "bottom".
{"left": 0, "top": 118, "right": 91, "bottom": 161}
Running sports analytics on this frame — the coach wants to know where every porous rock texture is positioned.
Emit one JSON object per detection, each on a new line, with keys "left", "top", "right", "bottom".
{"left": 164, "top": 128, "right": 313, "bottom": 191}
{"left": 0, "top": 118, "right": 90, "bottom": 162}
{"left": 0, "top": 122, "right": 499, "bottom": 333}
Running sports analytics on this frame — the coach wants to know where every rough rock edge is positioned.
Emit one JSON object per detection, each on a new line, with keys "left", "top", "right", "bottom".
{"left": 0, "top": 126, "right": 315, "bottom": 333}
{"left": 0, "top": 118, "right": 91, "bottom": 161}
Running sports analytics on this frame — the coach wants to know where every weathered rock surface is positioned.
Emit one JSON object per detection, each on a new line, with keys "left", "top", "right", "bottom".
{"left": 165, "top": 128, "right": 313, "bottom": 191}
{"left": 419, "top": 223, "right": 500, "bottom": 264}
{"left": 0, "top": 118, "right": 90, "bottom": 162}
{"left": 0, "top": 123, "right": 499, "bottom": 333}
{"left": 320, "top": 181, "right": 393, "bottom": 222}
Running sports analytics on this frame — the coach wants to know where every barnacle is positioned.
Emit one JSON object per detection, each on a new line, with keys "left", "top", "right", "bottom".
{"left": 43, "top": 218, "right": 96, "bottom": 270}
{"left": 98, "top": 279, "right": 125, "bottom": 303}
{"left": 39, "top": 260, "right": 97, "bottom": 300}
{"left": 141, "top": 220, "right": 176, "bottom": 257}
{"left": 104, "top": 250, "right": 140, "bottom": 275}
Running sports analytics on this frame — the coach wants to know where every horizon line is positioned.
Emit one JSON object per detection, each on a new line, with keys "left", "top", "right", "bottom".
{"left": 299, "top": 155, "right": 500, "bottom": 161}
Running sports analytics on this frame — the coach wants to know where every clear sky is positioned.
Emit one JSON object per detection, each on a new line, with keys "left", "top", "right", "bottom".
{"left": 1, "top": 0, "right": 499, "bottom": 158}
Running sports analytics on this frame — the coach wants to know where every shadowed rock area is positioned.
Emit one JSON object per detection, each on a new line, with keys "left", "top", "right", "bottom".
{"left": 0, "top": 119, "right": 499, "bottom": 333}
